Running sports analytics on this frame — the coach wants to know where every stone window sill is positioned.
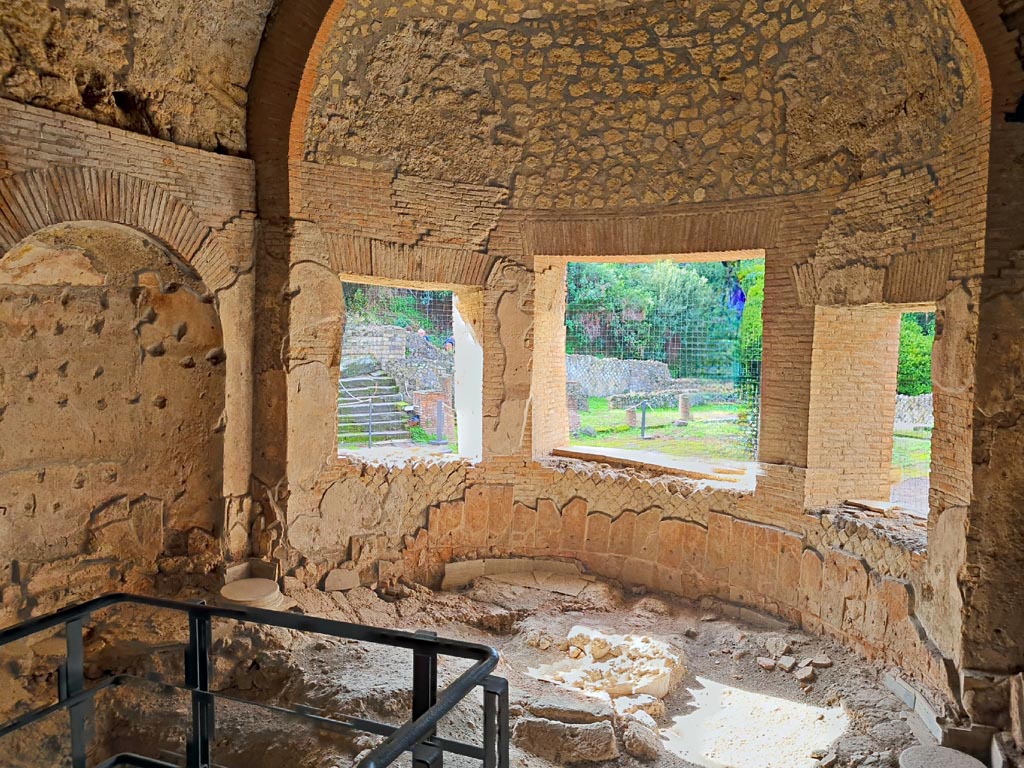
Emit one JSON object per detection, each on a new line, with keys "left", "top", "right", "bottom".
{"left": 550, "top": 446, "right": 759, "bottom": 490}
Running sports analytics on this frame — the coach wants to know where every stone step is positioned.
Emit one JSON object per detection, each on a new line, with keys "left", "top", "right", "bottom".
{"left": 339, "top": 373, "right": 393, "bottom": 388}
{"left": 337, "top": 401, "right": 406, "bottom": 415}
{"left": 338, "top": 394, "right": 404, "bottom": 405}
{"left": 338, "top": 430, "right": 411, "bottom": 443}
{"left": 339, "top": 386, "right": 400, "bottom": 396}
{"left": 338, "top": 419, "right": 409, "bottom": 435}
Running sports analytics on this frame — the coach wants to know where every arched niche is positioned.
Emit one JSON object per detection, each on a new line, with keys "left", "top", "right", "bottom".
{"left": 0, "top": 221, "right": 227, "bottom": 601}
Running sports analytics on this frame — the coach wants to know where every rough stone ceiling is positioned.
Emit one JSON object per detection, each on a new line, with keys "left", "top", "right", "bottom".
{"left": 305, "top": 0, "right": 977, "bottom": 208}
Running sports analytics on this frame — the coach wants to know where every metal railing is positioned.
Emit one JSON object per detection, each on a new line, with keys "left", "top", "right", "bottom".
{"left": 0, "top": 593, "right": 509, "bottom": 768}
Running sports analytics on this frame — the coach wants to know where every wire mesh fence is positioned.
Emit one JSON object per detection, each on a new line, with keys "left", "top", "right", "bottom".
{"left": 338, "top": 283, "right": 458, "bottom": 456}
{"left": 565, "top": 259, "right": 764, "bottom": 464}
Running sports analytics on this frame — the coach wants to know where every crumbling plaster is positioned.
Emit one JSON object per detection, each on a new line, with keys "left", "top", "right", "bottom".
{"left": 0, "top": 0, "right": 274, "bottom": 154}
{"left": 250, "top": 0, "right": 1001, "bottom": 725}
{"left": 0, "top": 0, "right": 1021, "bottom": 739}
{"left": 0, "top": 97, "right": 258, "bottom": 619}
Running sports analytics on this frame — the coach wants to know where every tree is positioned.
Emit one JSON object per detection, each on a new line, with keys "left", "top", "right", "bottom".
{"left": 897, "top": 313, "right": 935, "bottom": 395}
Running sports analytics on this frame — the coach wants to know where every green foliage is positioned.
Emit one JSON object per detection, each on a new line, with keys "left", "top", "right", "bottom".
{"left": 897, "top": 313, "right": 935, "bottom": 395}
{"left": 342, "top": 283, "right": 452, "bottom": 345}
{"left": 565, "top": 260, "right": 758, "bottom": 377}
{"left": 736, "top": 261, "right": 764, "bottom": 455}
{"left": 410, "top": 426, "right": 432, "bottom": 443}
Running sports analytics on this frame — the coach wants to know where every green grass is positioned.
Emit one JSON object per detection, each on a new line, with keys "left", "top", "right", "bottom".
{"left": 892, "top": 428, "right": 932, "bottom": 479}
{"left": 573, "top": 397, "right": 751, "bottom": 461}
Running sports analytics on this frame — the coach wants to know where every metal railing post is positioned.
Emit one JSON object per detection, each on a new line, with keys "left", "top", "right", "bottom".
{"left": 58, "top": 617, "right": 91, "bottom": 768}
{"left": 482, "top": 676, "right": 509, "bottom": 768}
{"left": 412, "top": 630, "right": 441, "bottom": 768}
{"left": 640, "top": 400, "right": 649, "bottom": 439}
{"left": 368, "top": 395, "right": 374, "bottom": 448}
{"left": 185, "top": 610, "right": 213, "bottom": 768}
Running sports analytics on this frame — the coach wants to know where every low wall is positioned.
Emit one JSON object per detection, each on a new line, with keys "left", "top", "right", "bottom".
{"left": 566, "top": 354, "right": 673, "bottom": 396}
{"left": 342, "top": 324, "right": 410, "bottom": 364}
{"left": 895, "top": 394, "right": 934, "bottom": 428}
{"left": 608, "top": 383, "right": 736, "bottom": 410}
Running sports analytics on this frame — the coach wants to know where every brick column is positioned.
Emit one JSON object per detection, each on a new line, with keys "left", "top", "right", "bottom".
{"left": 805, "top": 305, "right": 902, "bottom": 507}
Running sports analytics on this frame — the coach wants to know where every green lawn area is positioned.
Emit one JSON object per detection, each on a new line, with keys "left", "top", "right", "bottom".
{"left": 572, "top": 397, "right": 752, "bottom": 462}
{"left": 892, "top": 428, "right": 932, "bottom": 479}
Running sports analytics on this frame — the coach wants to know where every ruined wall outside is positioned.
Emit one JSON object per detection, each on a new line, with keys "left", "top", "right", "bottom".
{"left": 0, "top": 0, "right": 273, "bottom": 153}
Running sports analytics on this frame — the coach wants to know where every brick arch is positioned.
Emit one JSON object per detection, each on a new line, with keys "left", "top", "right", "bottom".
{"left": 0, "top": 166, "right": 237, "bottom": 292}
{"left": 248, "top": 0, "right": 347, "bottom": 220}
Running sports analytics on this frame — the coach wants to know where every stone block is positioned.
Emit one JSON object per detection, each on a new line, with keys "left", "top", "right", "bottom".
{"left": 622, "top": 721, "right": 660, "bottom": 761}
{"left": 324, "top": 568, "right": 360, "bottom": 592}
{"left": 584, "top": 513, "right": 611, "bottom": 554}
{"left": 534, "top": 499, "right": 562, "bottom": 552}
{"left": 608, "top": 511, "right": 636, "bottom": 557}
{"left": 560, "top": 498, "right": 588, "bottom": 552}
{"left": 525, "top": 694, "right": 613, "bottom": 724}
{"left": 513, "top": 717, "right": 618, "bottom": 763}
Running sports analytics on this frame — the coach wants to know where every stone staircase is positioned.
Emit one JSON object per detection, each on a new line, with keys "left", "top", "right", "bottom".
{"left": 337, "top": 371, "right": 410, "bottom": 446}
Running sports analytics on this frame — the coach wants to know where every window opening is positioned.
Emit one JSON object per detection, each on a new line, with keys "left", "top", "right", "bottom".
{"left": 339, "top": 283, "right": 461, "bottom": 460}
{"left": 563, "top": 258, "right": 764, "bottom": 468}
{"left": 890, "top": 311, "right": 934, "bottom": 516}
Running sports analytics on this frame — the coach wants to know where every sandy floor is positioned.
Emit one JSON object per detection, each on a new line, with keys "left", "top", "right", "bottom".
{"left": 19, "top": 573, "right": 926, "bottom": 768}
{"left": 257, "top": 572, "right": 926, "bottom": 768}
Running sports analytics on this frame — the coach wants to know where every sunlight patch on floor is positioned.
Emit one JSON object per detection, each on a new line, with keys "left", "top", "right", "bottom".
{"left": 663, "top": 676, "right": 848, "bottom": 768}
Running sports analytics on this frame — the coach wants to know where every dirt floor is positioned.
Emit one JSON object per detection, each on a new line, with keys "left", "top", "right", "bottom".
{"left": 0, "top": 570, "right": 929, "bottom": 768}
{"left": 266, "top": 568, "right": 925, "bottom": 768}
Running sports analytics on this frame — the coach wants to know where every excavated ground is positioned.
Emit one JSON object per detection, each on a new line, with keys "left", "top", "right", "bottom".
{"left": 209, "top": 571, "right": 921, "bottom": 768}
{"left": 1, "top": 572, "right": 926, "bottom": 768}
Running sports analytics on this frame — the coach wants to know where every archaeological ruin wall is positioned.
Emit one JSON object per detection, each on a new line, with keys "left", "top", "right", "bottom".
{"left": 2, "top": 0, "right": 1024, "bottom": 740}
{"left": 0, "top": 97, "right": 258, "bottom": 624}
{"left": 252, "top": 0, "right": 994, "bottom": 716}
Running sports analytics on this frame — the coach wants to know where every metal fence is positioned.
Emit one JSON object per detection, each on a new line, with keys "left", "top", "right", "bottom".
{"left": 0, "top": 594, "right": 508, "bottom": 768}
{"left": 564, "top": 261, "right": 763, "bottom": 463}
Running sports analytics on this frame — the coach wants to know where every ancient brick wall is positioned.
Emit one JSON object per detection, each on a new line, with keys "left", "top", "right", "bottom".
{"left": 268, "top": 0, "right": 991, "bottom": 709}
{"left": 2, "top": 0, "right": 1018, "bottom": 730}
{"left": 0, "top": 98, "right": 257, "bottom": 623}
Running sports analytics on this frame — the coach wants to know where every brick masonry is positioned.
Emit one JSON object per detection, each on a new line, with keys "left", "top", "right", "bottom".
{"left": 2, "top": 0, "right": 1024, "bottom": 732}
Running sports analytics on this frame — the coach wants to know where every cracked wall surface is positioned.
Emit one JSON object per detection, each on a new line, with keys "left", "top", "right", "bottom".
{"left": 0, "top": 0, "right": 273, "bottom": 154}
{"left": 0, "top": 222, "right": 226, "bottom": 615}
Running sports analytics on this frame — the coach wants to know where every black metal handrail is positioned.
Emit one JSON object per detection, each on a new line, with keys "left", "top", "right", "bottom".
{"left": 0, "top": 593, "right": 510, "bottom": 768}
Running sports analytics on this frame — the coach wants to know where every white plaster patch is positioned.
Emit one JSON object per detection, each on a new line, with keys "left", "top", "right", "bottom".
{"left": 663, "top": 676, "right": 848, "bottom": 768}
{"left": 0, "top": 243, "right": 105, "bottom": 286}
{"left": 527, "top": 625, "right": 683, "bottom": 699}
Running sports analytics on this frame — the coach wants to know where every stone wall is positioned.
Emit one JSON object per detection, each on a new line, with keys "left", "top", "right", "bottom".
{"left": 566, "top": 354, "right": 674, "bottom": 397}
{"left": 305, "top": 0, "right": 972, "bottom": 208}
{"left": 6, "top": 0, "right": 1024, "bottom": 738}
{"left": 341, "top": 324, "right": 409, "bottom": 365}
{"left": 0, "top": 222, "right": 226, "bottom": 614}
{"left": 0, "top": 0, "right": 273, "bottom": 154}
{"left": 0, "top": 97, "right": 257, "bottom": 622}
{"left": 895, "top": 394, "right": 935, "bottom": 429}
{"left": 271, "top": 0, "right": 988, "bottom": 720}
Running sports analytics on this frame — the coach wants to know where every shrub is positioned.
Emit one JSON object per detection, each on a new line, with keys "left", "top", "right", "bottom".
{"left": 897, "top": 314, "right": 935, "bottom": 395}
